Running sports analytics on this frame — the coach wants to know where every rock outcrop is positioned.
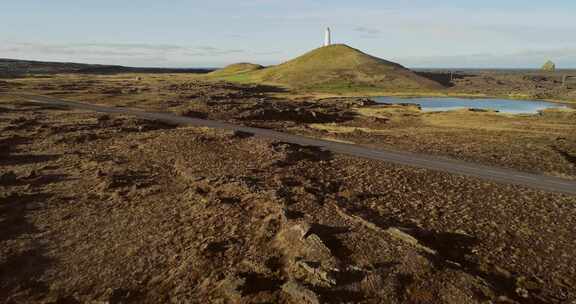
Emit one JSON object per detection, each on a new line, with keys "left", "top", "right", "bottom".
{"left": 541, "top": 60, "right": 556, "bottom": 72}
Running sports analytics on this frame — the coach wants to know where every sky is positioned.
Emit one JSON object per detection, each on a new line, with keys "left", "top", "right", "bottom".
{"left": 1, "top": 0, "right": 575, "bottom": 68}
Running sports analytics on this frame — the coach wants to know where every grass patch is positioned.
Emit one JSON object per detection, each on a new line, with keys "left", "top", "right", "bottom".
{"left": 207, "top": 44, "right": 443, "bottom": 93}
{"left": 356, "top": 105, "right": 420, "bottom": 119}
{"left": 309, "top": 123, "right": 386, "bottom": 134}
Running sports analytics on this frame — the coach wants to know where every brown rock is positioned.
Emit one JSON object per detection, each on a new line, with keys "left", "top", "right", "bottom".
{"left": 281, "top": 281, "right": 320, "bottom": 304}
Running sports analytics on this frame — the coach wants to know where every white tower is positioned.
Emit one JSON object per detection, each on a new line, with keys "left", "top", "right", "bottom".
{"left": 324, "top": 27, "right": 332, "bottom": 46}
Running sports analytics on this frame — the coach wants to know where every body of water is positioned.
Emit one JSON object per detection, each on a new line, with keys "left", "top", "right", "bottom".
{"left": 374, "top": 97, "right": 568, "bottom": 114}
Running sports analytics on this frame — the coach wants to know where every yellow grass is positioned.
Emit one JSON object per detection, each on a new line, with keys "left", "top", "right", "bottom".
{"left": 208, "top": 44, "right": 442, "bottom": 92}
{"left": 309, "top": 123, "right": 387, "bottom": 134}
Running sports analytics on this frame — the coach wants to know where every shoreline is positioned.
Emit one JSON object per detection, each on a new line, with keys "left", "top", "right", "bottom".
{"left": 280, "top": 91, "right": 576, "bottom": 107}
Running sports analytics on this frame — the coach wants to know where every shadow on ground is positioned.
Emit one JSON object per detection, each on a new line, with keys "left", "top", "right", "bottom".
{"left": 416, "top": 71, "right": 471, "bottom": 88}
{"left": 0, "top": 192, "right": 53, "bottom": 301}
{"left": 340, "top": 202, "right": 554, "bottom": 304}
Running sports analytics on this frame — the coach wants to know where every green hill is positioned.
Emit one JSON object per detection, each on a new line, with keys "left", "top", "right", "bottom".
{"left": 241, "top": 44, "right": 443, "bottom": 92}
{"left": 208, "top": 63, "right": 263, "bottom": 78}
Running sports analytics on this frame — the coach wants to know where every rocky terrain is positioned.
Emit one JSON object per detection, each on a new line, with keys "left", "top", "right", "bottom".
{"left": 421, "top": 70, "right": 576, "bottom": 102}
{"left": 1, "top": 72, "right": 576, "bottom": 303}
{"left": 5, "top": 73, "right": 575, "bottom": 178}
{"left": 1, "top": 96, "right": 575, "bottom": 303}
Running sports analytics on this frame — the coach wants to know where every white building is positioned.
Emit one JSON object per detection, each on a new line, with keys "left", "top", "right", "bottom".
{"left": 324, "top": 27, "right": 332, "bottom": 46}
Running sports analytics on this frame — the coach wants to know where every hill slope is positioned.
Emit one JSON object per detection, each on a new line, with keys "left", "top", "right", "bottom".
{"left": 208, "top": 63, "right": 263, "bottom": 78}
{"left": 246, "top": 44, "right": 443, "bottom": 91}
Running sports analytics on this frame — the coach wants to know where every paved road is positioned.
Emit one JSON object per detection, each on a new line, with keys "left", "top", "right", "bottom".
{"left": 10, "top": 94, "right": 576, "bottom": 195}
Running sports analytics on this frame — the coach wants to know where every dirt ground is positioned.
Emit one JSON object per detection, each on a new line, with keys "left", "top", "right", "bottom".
{"left": 304, "top": 104, "right": 576, "bottom": 179}
{"left": 1, "top": 95, "right": 576, "bottom": 303}
{"left": 1, "top": 74, "right": 576, "bottom": 303}
{"left": 2, "top": 73, "right": 574, "bottom": 178}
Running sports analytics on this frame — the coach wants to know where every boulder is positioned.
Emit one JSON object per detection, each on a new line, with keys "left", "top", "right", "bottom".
{"left": 541, "top": 60, "right": 556, "bottom": 72}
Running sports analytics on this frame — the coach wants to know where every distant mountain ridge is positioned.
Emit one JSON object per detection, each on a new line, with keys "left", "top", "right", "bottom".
{"left": 0, "top": 58, "right": 215, "bottom": 76}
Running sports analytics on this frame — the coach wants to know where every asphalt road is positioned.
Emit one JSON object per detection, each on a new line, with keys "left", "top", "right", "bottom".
{"left": 10, "top": 94, "right": 576, "bottom": 195}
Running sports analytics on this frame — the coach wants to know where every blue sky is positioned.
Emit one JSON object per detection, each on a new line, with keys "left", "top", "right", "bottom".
{"left": 1, "top": 0, "right": 575, "bottom": 68}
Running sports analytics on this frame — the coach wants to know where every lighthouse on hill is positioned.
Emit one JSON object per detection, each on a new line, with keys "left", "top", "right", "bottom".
{"left": 324, "top": 27, "right": 332, "bottom": 47}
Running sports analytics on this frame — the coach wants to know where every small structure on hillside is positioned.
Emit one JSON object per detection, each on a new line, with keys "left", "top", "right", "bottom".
{"left": 541, "top": 60, "right": 556, "bottom": 72}
{"left": 324, "top": 27, "right": 332, "bottom": 47}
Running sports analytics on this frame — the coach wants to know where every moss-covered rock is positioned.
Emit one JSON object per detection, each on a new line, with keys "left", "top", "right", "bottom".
{"left": 541, "top": 60, "right": 556, "bottom": 72}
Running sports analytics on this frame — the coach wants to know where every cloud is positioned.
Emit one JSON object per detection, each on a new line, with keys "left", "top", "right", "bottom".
{"left": 253, "top": 51, "right": 283, "bottom": 55}
{"left": 0, "top": 42, "right": 148, "bottom": 57}
{"left": 73, "top": 43, "right": 187, "bottom": 51}
{"left": 0, "top": 41, "right": 246, "bottom": 57}
{"left": 195, "top": 46, "right": 219, "bottom": 51}
{"left": 0, "top": 40, "right": 271, "bottom": 67}
{"left": 185, "top": 48, "right": 245, "bottom": 57}
{"left": 395, "top": 48, "right": 576, "bottom": 68}
{"left": 4, "top": 42, "right": 197, "bottom": 54}
{"left": 353, "top": 27, "right": 381, "bottom": 35}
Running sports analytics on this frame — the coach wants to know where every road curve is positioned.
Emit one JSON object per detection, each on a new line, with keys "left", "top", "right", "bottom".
{"left": 9, "top": 94, "right": 576, "bottom": 196}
